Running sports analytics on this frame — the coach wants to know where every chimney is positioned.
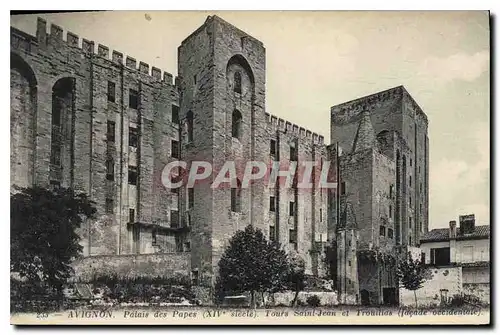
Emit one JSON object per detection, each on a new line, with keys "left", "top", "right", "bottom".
{"left": 449, "top": 221, "right": 457, "bottom": 239}
{"left": 459, "top": 214, "right": 475, "bottom": 235}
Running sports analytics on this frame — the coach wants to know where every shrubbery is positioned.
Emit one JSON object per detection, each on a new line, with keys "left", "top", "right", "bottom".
{"left": 306, "top": 295, "right": 321, "bottom": 307}
{"left": 88, "top": 274, "right": 196, "bottom": 305}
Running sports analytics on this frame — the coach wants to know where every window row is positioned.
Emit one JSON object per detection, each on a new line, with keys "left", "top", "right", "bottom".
{"left": 107, "top": 81, "right": 139, "bottom": 109}
{"left": 379, "top": 226, "right": 394, "bottom": 239}
{"left": 269, "top": 139, "right": 298, "bottom": 161}
{"left": 106, "top": 121, "right": 138, "bottom": 147}
{"left": 107, "top": 81, "right": 182, "bottom": 126}
{"left": 106, "top": 161, "right": 137, "bottom": 185}
{"left": 107, "top": 121, "right": 181, "bottom": 159}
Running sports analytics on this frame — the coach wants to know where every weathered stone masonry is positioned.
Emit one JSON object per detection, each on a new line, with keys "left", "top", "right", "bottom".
{"left": 11, "top": 15, "right": 429, "bottom": 303}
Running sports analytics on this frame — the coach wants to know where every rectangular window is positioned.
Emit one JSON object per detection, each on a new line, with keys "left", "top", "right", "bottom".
{"left": 341, "top": 182, "right": 346, "bottom": 195}
{"left": 132, "top": 224, "right": 140, "bottom": 253}
{"left": 421, "top": 252, "right": 426, "bottom": 264}
{"left": 172, "top": 105, "right": 180, "bottom": 124}
{"left": 105, "top": 198, "right": 113, "bottom": 214}
{"left": 171, "top": 140, "right": 180, "bottom": 159}
{"left": 106, "top": 158, "right": 114, "bottom": 181}
{"left": 107, "top": 121, "right": 115, "bottom": 142}
{"left": 289, "top": 229, "right": 297, "bottom": 243}
{"left": 388, "top": 228, "right": 394, "bottom": 239}
{"left": 170, "top": 210, "right": 179, "bottom": 228}
{"left": 289, "top": 201, "right": 295, "bottom": 217}
{"left": 269, "top": 196, "right": 276, "bottom": 212}
{"left": 270, "top": 139, "right": 276, "bottom": 156}
{"left": 389, "top": 184, "right": 393, "bottom": 198}
{"left": 191, "top": 270, "right": 199, "bottom": 286}
{"left": 320, "top": 208, "right": 323, "bottom": 222}
{"left": 409, "top": 175, "right": 412, "bottom": 187}
{"left": 128, "top": 166, "right": 138, "bottom": 185}
{"left": 184, "top": 241, "right": 191, "bottom": 252}
{"left": 409, "top": 216, "right": 412, "bottom": 229}
{"left": 430, "top": 247, "right": 451, "bottom": 266}
{"left": 389, "top": 205, "right": 392, "bottom": 219}
{"left": 409, "top": 196, "right": 412, "bottom": 207}
{"left": 129, "top": 89, "right": 138, "bottom": 109}
{"left": 290, "top": 146, "right": 298, "bottom": 162}
{"left": 107, "top": 81, "right": 116, "bottom": 102}
{"left": 410, "top": 158, "right": 413, "bottom": 167}
{"left": 129, "top": 127, "right": 138, "bottom": 148}
{"left": 379, "top": 226, "right": 386, "bottom": 236}
{"left": 269, "top": 226, "right": 276, "bottom": 241}
{"left": 188, "top": 188, "right": 194, "bottom": 209}
{"left": 152, "top": 230, "right": 157, "bottom": 245}
{"left": 231, "top": 188, "right": 241, "bottom": 212}
{"left": 129, "top": 208, "right": 135, "bottom": 223}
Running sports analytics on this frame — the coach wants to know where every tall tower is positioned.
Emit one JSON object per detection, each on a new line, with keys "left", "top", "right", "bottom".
{"left": 330, "top": 86, "right": 429, "bottom": 248}
{"left": 177, "top": 16, "right": 266, "bottom": 285}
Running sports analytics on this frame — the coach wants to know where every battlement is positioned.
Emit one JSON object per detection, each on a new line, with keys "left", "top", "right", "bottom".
{"left": 12, "top": 17, "right": 177, "bottom": 86}
{"left": 330, "top": 85, "right": 428, "bottom": 124}
{"left": 263, "top": 112, "right": 324, "bottom": 145}
{"left": 331, "top": 86, "right": 404, "bottom": 116}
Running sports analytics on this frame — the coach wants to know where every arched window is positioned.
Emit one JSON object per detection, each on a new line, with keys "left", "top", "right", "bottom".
{"left": 231, "top": 178, "right": 242, "bottom": 212}
{"left": 234, "top": 71, "right": 242, "bottom": 94}
{"left": 186, "top": 110, "right": 194, "bottom": 143}
{"left": 232, "top": 109, "right": 242, "bottom": 139}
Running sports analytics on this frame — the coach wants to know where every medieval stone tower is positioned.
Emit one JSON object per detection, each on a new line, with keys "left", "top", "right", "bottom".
{"left": 330, "top": 86, "right": 429, "bottom": 305}
{"left": 177, "top": 16, "right": 267, "bottom": 284}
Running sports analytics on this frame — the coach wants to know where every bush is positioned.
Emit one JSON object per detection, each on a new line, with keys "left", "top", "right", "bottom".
{"left": 449, "top": 294, "right": 466, "bottom": 307}
{"left": 306, "top": 295, "right": 321, "bottom": 307}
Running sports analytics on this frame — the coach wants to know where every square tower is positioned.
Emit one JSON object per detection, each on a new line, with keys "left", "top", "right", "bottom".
{"left": 177, "top": 16, "right": 266, "bottom": 284}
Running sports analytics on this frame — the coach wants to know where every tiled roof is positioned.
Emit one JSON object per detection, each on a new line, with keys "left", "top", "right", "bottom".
{"left": 420, "top": 225, "right": 490, "bottom": 242}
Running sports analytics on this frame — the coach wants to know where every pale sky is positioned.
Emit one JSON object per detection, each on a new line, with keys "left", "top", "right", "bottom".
{"left": 11, "top": 11, "right": 490, "bottom": 229}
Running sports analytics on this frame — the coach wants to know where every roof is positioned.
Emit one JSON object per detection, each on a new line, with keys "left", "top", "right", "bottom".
{"left": 420, "top": 225, "right": 490, "bottom": 243}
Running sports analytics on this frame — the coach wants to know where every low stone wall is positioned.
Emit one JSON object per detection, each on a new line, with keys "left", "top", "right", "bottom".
{"left": 270, "top": 291, "right": 338, "bottom": 306}
{"left": 399, "top": 266, "right": 462, "bottom": 307}
{"left": 72, "top": 253, "right": 191, "bottom": 282}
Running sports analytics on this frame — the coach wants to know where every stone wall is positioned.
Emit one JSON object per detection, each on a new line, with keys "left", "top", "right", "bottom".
{"left": 72, "top": 253, "right": 191, "bottom": 282}
{"left": 399, "top": 266, "right": 462, "bottom": 307}
{"left": 271, "top": 291, "right": 339, "bottom": 306}
{"left": 10, "top": 18, "right": 181, "bottom": 257}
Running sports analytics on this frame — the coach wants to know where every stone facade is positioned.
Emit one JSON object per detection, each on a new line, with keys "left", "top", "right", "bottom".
{"left": 329, "top": 85, "right": 429, "bottom": 305}
{"left": 11, "top": 15, "right": 429, "bottom": 303}
{"left": 10, "top": 16, "right": 329, "bottom": 285}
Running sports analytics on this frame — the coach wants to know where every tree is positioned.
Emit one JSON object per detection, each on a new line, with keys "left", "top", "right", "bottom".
{"left": 217, "top": 225, "right": 290, "bottom": 308}
{"left": 287, "top": 254, "right": 306, "bottom": 307}
{"left": 397, "top": 252, "right": 433, "bottom": 308}
{"left": 11, "top": 186, "right": 96, "bottom": 296}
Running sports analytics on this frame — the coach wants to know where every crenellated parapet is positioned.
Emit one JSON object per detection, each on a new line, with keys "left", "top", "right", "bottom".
{"left": 331, "top": 86, "right": 404, "bottom": 124}
{"left": 263, "top": 112, "right": 324, "bottom": 145}
{"left": 330, "top": 85, "right": 428, "bottom": 125}
{"left": 11, "top": 17, "right": 178, "bottom": 87}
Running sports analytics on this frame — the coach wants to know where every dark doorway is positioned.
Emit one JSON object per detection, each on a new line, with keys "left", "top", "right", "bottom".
{"left": 360, "top": 289, "right": 370, "bottom": 305}
{"left": 383, "top": 287, "right": 398, "bottom": 306}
